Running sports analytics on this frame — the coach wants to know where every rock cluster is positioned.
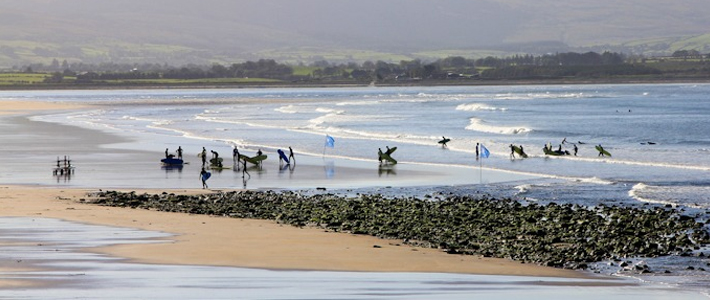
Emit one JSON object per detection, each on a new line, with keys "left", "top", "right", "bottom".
{"left": 88, "top": 190, "right": 710, "bottom": 270}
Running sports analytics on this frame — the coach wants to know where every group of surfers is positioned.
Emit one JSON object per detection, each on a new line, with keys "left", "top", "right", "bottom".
{"left": 438, "top": 136, "right": 610, "bottom": 159}
{"left": 163, "top": 146, "right": 295, "bottom": 189}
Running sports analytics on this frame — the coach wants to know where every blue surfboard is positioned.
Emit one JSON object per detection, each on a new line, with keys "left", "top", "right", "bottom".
{"left": 277, "top": 149, "right": 290, "bottom": 164}
{"left": 202, "top": 172, "right": 211, "bottom": 181}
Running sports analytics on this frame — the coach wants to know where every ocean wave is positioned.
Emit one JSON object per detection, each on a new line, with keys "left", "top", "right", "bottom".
{"left": 575, "top": 176, "right": 615, "bottom": 185}
{"left": 274, "top": 105, "right": 299, "bottom": 114}
{"left": 455, "top": 103, "right": 507, "bottom": 112}
{"left": 336, "top": 100, "right": 380, "bottom": 106}
{"left": 315, "top": 107, "right": 344, "bottom": 114}
{"left": 628, "top": 183, "right": 709, "bottom": 209}
{"left": 493, "top": 92, "right": 609, "bottom": 101}
{"left": 465, "top": 118, "right": 531, "bottom": 135}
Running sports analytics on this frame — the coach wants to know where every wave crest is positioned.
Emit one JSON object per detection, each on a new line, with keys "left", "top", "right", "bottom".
{"left": 465, "top": 118, "right": 531, "bottom": 135}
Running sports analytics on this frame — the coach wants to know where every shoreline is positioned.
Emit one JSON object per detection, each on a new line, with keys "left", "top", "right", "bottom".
{"left": 1, "top": 185, "right": 594, "bottom": 280}
{"left": 0, "top": 100, "right": 601, "bottom": 288}
{"left": 0, "top": 77, "right": 709, "bottom": 91}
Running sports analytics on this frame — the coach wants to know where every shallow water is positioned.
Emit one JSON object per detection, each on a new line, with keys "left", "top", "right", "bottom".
{"left": 0, "top": 217, "right": 705, "bottom": 300}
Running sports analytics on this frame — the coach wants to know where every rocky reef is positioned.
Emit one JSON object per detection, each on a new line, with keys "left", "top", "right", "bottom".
{"left": 87, "top": 190, "right": 710, "bottom": 270}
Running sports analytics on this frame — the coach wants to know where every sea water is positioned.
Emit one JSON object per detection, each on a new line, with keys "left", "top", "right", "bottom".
{"left": 2, "top": 83, "right": 710, "bottom": 294}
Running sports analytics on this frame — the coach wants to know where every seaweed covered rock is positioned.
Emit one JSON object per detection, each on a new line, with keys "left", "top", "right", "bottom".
{"left": 88, "top": 190, "right": 710, "bottom": 270}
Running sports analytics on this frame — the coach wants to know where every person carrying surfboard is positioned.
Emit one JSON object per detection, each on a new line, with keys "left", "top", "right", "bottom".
{"left": 200, "top": 167, "right": 209, "bottom": 189}
{"left": 510, "top": 144, "right": 516, "bottom": 159}
{"left": 438, "top": 136, "right": 450, "bottom": 148}
{"left": 597, "top": 144, "right": 605, "bottom": 157}
{"left": 573, "top": 144, "right": 578, "bottom": 156}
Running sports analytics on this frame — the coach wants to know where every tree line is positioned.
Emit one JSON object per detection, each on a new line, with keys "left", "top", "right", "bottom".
{"left": 17, "top": 50, "right": 710, "bottom": 85}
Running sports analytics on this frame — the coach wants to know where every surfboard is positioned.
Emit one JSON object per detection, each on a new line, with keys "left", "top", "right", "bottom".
{"left": 543, "top": 147, "right": 568, "bottom": 156}
{"left": 277, "top": 149, "right": 290, "bottom": 164}
{"left": 380, "top": 153, "right": 397, "bottom": 164}
{"left": 243, "top": 154, "right": 267, "bottom": 165}
{"left": 161, "top": 157, "right": 184, "bottom": 165}
{"left": 201, "top": 172, "right": 211, "bottom": 181}
{"left": 512, "top": 145, "right": 528, "bottom": 158}
{"left": 210, "top": 157, "right": 224, "bottom": 164}
{"left": 595, "top": 145, "right": 612, "bottom": 157}
{"left": 210, "top": 165, "right": 231, "bottom": 170}
{"left": 438, "top": 138, "right": 450, "bottom": 145}
{"left": 385, "top": 146, "right": 397, "bottom": 156}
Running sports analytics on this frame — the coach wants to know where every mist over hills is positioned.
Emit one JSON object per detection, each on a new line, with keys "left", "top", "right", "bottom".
{"left": 1, "top": 0, "right": 709, "bottom": 67}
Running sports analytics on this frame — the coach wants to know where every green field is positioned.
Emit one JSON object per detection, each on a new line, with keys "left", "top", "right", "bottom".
{"left": 100, "top": 77, "right": 283, "bottom": 84}
{"left": 0, "top": 73, "right": 49, "bottom": 85}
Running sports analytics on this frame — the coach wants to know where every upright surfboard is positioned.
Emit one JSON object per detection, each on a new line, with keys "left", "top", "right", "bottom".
{"left": 595, "top": 145, "right": 612, "bottom": 157}
{"left": 385, "top": 146, "right": 397, "bottom": 156}
{"left": 512, "top": 145, "right": 528, "bottom": 158}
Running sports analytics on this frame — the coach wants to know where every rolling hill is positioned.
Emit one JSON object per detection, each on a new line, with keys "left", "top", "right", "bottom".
{"left": 0, "top": 0, "right": 709, "bottom": 67}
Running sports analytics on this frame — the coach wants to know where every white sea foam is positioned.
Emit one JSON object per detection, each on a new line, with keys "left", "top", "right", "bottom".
{"left": 465, "top": 118, "right": 531, "bottom": 135}
{"left": 274, "top": 105, "right": 299, "bottom": 114}
{"left": 629, "top": 183, "right": 710, "bottom": 209}
{"left": 455, "top": 103, "right": 507, "bottom": 111}
{"left": 336, "top": 100, "right": 380, "bottom": 106}
{"left": 315, "top": 107, "right": 344, "bottom": 114}
{"left": 575, "top": 176, "right": 615, "bottom": 185}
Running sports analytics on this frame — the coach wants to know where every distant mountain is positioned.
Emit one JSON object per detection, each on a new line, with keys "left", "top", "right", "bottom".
{"left": 1, "top": 0, "right": 709, "bottom": 67}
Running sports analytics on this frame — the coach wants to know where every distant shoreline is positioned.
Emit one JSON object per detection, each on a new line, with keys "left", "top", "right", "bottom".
{"left": 2, "top": 77, "right": 710, "bottom": 91}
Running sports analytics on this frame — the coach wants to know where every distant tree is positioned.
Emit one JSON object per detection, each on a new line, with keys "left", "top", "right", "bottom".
{"left": 362, "top": 61, "right": 375, "bottom": 70}
{"left": 43, "top": 72, "right": 64, "bottom": 83}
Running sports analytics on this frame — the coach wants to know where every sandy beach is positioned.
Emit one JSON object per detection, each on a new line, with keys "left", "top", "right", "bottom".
{"left": 0, "top": 100, "right": 589, "bottom": 281}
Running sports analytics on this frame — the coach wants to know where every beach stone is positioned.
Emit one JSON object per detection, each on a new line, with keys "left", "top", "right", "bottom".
{"left": 87, "top": 190, "right": 710, "bottom": 271}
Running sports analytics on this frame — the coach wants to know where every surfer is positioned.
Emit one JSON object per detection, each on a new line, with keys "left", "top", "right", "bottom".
{"left": 211, "top": 150, "right": 219, "bottom": 159}
{"left": 165, "top": 148, "right": 170, "bottom": 159}
{"left": 378, "top": 148, "right": 383, "bottom": 163}
{"left": 519, "top": 145, "right": 525, "bottom": 156}
{"left": 562, "top": 137, "right": 567, "bottom": 144}
{"left": 177, "top": 146, "right": 183, "bottom": 159}
{"left": 233, "top": 147, "right": 239, "bottom": 163}
{"left": 509, "top": 144, "right": 515, "bottom": 159}
{"left": 201, "top": 147, "right": 207, "bottom": 166}
{"left": 573, "top": 144, "right": 578, "bottom": 156}
{"left": 288, "top": 146, "right": 295, "bottom": 163}
{"left": 257, "top": 149, "right": 263, "bottom": 157}
{"left": 439, "top": 136, "right": 449, "bottom": 148}
{"left": 475, "top": 143, "right": 479, "bottom": 160}
{"left": 597, "top": 144, "right": 605, "bottom": 157}
{"left": 200, "top": 168, "right": 209, "bottom": 189}
{"left": 242, "top": 158, "right": 249, "bottom": 178}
